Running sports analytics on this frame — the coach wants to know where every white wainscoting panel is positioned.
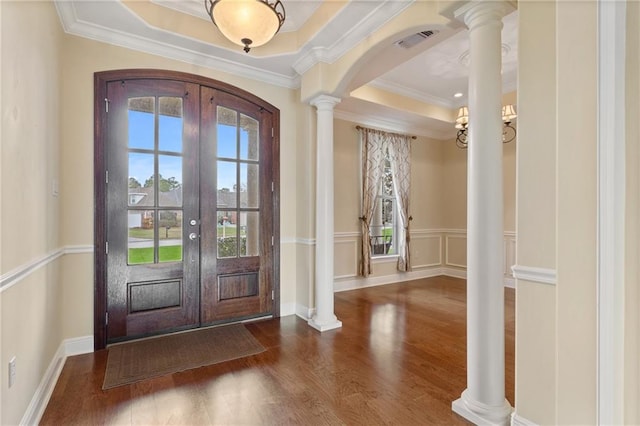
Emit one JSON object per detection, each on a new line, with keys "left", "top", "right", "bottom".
{"left": 445, "top": 233, "right": 467, "bottom": 268}
{"left": 334, "top": 232, "right": 360, "bottom": 279}
{"left": 333, "top": 229, "right": 517, "bottom": 288}
{"left": 410, "top": 231, "right": 442, "bottom": 269}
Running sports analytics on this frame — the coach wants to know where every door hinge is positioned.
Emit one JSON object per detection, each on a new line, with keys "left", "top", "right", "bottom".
{"left": 271, "top": 290, "right": 274, "bottom": 300}
{"left": 104, "top": 98, "right": 109, "bottom": 113}
{"left": 105, "top": 241, "right": 109, "bottom": 254}
{"left": 271, "top": 181, "right": 274, "bottom": 192}
{"left": 271, "top": 236, "right": 274, "bottom": 246}
{"left": 105, "top": 170, "right": 109, "bottom": 184}
{"left": 105, "top": 312, "right": 109, "bottom": 325}
{"left": 271, "top": 128, "right": 274, "bottom": 137}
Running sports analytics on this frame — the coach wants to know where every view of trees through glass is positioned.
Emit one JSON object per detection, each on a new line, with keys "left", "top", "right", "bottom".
{"left": 371, "top": 153, "right": 396, "bottom": 256}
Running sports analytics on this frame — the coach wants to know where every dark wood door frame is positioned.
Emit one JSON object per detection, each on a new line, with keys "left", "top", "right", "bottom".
{"left": 94, "top": 69, "right": 280, "bottom": 350}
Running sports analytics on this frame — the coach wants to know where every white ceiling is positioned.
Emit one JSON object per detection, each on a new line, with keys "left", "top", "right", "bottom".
{"left": 54, "top": 0, "right": 518, "bottom": 140}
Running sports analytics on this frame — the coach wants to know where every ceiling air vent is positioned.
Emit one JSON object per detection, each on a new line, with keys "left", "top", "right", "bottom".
{"left": 394, "top": 30, "right": 439, "bottom": 49}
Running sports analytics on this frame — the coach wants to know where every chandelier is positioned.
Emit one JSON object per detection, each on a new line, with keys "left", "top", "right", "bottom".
{"left": 455, "top": 105, "right": 517, "bottom": 149}
{"left": 204, "top": 0, "right": 286, "bottom": 53}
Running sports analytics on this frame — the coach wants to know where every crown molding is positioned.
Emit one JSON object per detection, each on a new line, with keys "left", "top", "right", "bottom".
{"left": 369, "top": 78, "right": 455, "bottom": 109}
{"left": 54, "top": 1, "right": 300, "bottom": 89}
{"left": 55, "top": 1, "right": 413, "bottom": 90}
{"left": 293, "top": 0, "right": 415, "bottom": 75}
{"left": 334, "top": 108, "right": 454, "bottom": 140}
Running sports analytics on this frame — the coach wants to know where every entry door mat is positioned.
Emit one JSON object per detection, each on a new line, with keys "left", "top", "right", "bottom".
{"left": 102, "top": 324, "right": 265, "bottom": 389}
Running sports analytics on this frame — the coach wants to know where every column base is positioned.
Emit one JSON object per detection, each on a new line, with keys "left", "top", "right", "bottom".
{"left": 452, "top": 390, "right": 512, "bottom": 425}
{"left": 308, "top": 316, "right": 342, "bottom": 332}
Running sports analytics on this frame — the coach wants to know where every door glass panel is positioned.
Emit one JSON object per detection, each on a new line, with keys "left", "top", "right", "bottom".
{"left": 217, "top": 210, "right": 237, "bottom": 258}
{"left": 217, "top": 107, "right": 237, "bottom": 159}
{"left": 128, "top": 97, "right": 155, "bottom": 150}
{"left": 159, "top": 97, "right": 183, "bottom": 153}
{"left": 217, "top": 160, "right": 237, "bottom": 208}
{"left": 128, "top": 210, "right": 155, "bottom": 265}
{"left": 158, "top": 210, "right": 183, "bottom": 263}
{"left": 129, "top": 153, "right": 154, "bottom": 206}
{"left": 240, "top": 114, "right": 259, "bottom": 161}
{"left": 240, "top": 212, "right": 259, "bottom": 257}
{"left": 158, "top": 155, "right": 183, "bottom": 206}
{"left": 240, "top": 163, "right": 259, "bottom": 208}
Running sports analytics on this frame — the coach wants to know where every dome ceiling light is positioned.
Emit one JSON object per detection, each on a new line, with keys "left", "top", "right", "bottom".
{"left": 204, "top": 0, "right": 286, "bottom": 53}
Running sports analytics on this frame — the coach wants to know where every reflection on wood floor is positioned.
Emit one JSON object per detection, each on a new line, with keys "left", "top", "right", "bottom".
{"left": 41, "top": 276, "right": 515, "bottom": 425}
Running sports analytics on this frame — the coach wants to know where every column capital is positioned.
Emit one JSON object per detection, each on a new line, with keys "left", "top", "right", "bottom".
{"left": 452, "top": 1, "right": 516, "bottom": 30}
{"left": 310, "top": 94, "right": 341, "bottom": 111}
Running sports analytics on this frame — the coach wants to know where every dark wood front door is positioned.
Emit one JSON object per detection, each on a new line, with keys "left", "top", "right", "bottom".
{"left": 199, "top": 87, "right": 274, "bottom": 324}
{"left": 94, "top": 71, "right": 279, "bottom": 347}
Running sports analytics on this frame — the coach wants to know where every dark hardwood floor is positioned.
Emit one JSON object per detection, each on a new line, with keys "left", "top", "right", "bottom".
{"left": 40, "top": 276, "right": 515, "bottom": 425}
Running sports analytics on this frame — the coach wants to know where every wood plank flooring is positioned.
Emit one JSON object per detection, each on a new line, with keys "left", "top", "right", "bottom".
{"left": 40, "top": 276, "right": 515, "bottom": 425}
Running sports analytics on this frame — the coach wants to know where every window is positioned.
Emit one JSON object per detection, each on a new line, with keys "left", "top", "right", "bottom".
{"left": 370, "top": 151, "right": 398, "bottom": 257}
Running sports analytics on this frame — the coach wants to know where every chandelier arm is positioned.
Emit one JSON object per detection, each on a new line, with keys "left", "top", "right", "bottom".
{"left": 502, "top": 122, "right": 516, "bottom": 144}
{"left": 456, "top": 128, "right": 468, "bottom": 149}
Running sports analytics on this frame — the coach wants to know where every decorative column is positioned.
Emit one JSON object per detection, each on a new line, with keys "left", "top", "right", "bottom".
{"left": 308, "top": 94, "right": 342, "bottom": 332}
{"left": 451, "top": 2, "right": 512, "bottom": 425}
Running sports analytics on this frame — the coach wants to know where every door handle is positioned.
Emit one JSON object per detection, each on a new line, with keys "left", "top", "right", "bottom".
{"left": 189, "top": 232, "right": 198, "bottom": 241}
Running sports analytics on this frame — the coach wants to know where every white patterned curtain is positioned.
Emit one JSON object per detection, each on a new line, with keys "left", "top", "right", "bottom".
{"left": 358, "top": 127, "right": 412, "bottom": 275}
{"left": 358, "top": 128, "right": 386, "bottom": 277}
{"left": 387, "top": 134, "right": 412, "bottom": 272}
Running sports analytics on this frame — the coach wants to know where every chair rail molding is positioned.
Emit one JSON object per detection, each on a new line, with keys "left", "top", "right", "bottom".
{"left": 511, "top": 265, "right": 557, "bottom": 286}
{"left": 0, "top": 245, "right": 94, "bottom": 293}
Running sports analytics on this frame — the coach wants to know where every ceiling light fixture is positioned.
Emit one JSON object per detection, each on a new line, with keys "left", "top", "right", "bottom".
{"left": 455, "top": 105, "right": 517, "bottom": 149}
{"left": 453, "top": 92, "right": 463, "bottom": 98}
{"left": 204, "top": 0, "right": 286, "bottom": 53}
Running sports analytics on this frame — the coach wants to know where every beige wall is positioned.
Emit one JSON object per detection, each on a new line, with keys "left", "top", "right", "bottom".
{"left": 294, "top": 101, "right": 315, "bottom": 313}
{"left": 441, "top": 139, "right": 468, "bottom": 230}
{"left": 556, "top": 2, "right": 598, "bottom": 422}
{"left": 331, "top": 117, "right": 516, "bottom": 287}
{"left": 332, "top": 118, "right": 446, "bottom": 284}
{"left": 0, "top": 1, "right": 65, "bottom": 423}
{"left": 516, "top": 1, "right": 601, "bottom": 424}
{"left": 514, "top": 1, "right": 558, "bottom": 423}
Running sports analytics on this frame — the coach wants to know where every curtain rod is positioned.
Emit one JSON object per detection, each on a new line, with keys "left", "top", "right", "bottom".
{"left": 355, "top": 125, "right": 417, "bottom": 140}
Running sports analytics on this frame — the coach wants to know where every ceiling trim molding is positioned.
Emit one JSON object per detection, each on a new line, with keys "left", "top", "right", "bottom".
{"left": 333, "top": 108, "right": 453, "bottom": 141}
{"left": 150, "top": 0, "right": 209, "bottom": 22}
{"left": 293, "top": 0, "right": 415, "bottom": 76}
{"left": 369, "top": 78, "right": 456, "bottom": 109}
{"left": 55, "top": 1, "right": 413, "bottom": 89}
{"left": 54, "top": 2, "right": 299, "bottom": 89}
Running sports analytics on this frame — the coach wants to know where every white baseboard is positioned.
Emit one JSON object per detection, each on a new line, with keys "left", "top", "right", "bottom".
{"left": 441, "top": 267, "right": 467, "bottom": 279}
{"left": 280, "top": 302, "right": 296, "bottom": 317}
{"left": 334, "top": 267, "right": 443, "bottom": 292}
{"left": 442, "top": 267, "right": 515, "bottom": 288}
{"left": 511, "top": 412, "right": 539, "bottom": 426}
{"left": 295, "top": 304, "right": 314, "bottom": 321}
{"left": 20, "top": 335, "right": 93, "bottom": 426}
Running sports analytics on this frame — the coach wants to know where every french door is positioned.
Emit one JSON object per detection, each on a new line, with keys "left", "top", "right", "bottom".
{"left": 94, "top": 71, "right": 279, "bottom": 347}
